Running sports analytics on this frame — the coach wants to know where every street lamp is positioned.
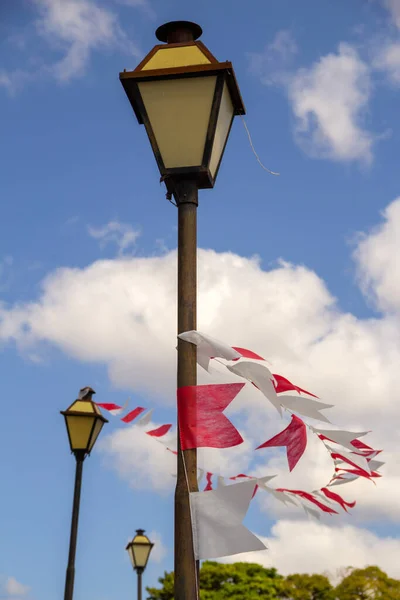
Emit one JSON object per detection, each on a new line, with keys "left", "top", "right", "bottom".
{"left": 126, "top": 529, "right": 154, "bottom": 600}
{"left": 61, "top": 387, "right": 108, "bottom": 600}
{"left": 120, "top": 21, "right": 245, "bottom": 600}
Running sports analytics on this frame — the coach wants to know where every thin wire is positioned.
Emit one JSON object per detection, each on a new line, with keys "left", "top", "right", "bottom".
{"left": 181, "top": 449, "right": 201, "bottom": 599}
{"left": 241, "top": 116, "right": 280, "bottom": 176}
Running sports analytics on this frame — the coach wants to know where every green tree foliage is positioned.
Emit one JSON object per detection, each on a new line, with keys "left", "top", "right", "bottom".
{"left": 280, "top": 573, "right": 335, "bottom": 599}
{"left": 146, "top": 562, "right": 400, "bottom": 600}
{"left": 334, "top": 566, "right": 400, "bottom": 600}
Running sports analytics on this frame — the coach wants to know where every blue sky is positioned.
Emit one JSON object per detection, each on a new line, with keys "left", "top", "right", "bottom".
{"left": 1, "top": 1, "right": 400, "bottom": 599}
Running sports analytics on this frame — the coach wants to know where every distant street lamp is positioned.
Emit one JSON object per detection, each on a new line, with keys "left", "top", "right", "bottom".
{"left": 61, "top": 387, "right": 108, "bottom": 600}
{"left": 126, "top": 529, "right": 154, "bottom": 600}
{"left": 120, "top": 20, "right": 245, "bottom": 600}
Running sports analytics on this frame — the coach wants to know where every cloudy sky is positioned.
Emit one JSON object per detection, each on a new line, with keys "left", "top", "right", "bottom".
{"left": 1, "top": 0, "right": 400, "bottom": 599}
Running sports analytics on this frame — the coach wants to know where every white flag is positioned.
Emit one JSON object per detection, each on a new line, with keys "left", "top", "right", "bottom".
{"left": 310, "top": 427, "right": 369, "bottom": 451}
{"left": 178, "top": 331, "right": 241, "bottom": 372}
{"left": 227, "top": 361, "right": 282, "bottom": 415}
{"left": 279, "top": 395, "right": 333, "bottom": 423}
{"left": 189, "top": 480, "right": 266, "bottom": 560}
{"left": 135, "top": 409, "right": 154, "bottom": 427}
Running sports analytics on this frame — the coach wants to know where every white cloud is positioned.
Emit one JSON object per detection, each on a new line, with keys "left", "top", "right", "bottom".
{"left": 1, "top": 199, "right": 400, "bottom": 528}
{"left": 288, "top": 43, "right": 373, "bottom": 163}
{"left": 383, "top": 0, "right": 400, "bottom": 29}
{"left": 374, "top": 41, "right": 400, "bottom": 85}
{"left": 88, "top": 221, "right": 141, "bottom": 255}
{"left": 5, "top": 576, "right": 30, "bottom": 597}
{"left": 34, "top": 0, "right": 140, "bottom": 82}
{"left": 0, "top": 0, "right": 141, "bottom": 91}
{"left": 222, "top": 520, "right": 400, "bottom": 581}
{"left": 247, "top": 30, "right": 297, "bottom": 86}
{"left": 354, "top": 197, "right": 400, "bottom": 313}
{"left": 147, "top": 530, "right": 168, "bottom": 563}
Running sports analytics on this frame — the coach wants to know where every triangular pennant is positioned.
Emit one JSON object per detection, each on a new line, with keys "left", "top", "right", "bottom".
{"left": 328, "top": 473, "right": 360, "bottom": 487}
{"left": 146, "top": 424, "right": 172, "bottom": 438}
{"left": 258, "top": 484, "right": 298, "bottom": 506}
{"left": 204, "top": 472, "right": 213, "bottom": 491}
{"left": 121, "top": 407, "right": 146, "bottom": 423}
{"left": 277, "top": 489, "right": 338, "bottom": 514}
{"left": 256, "top": 414, "right": 307, "bottom": 471}
{"left": 311, "top": 428, "right": 369, "bottom": 451}
{"left": 177, "top": 383, "right": 245, "bottom": 450}
{"left": 231, "top": 347, "right": 265, "bottom": 360}
{"left": 135, "top": 409, "right": 154, "bottom": 427}
{"left": 227, "top": 361, "right": 282, "bottom": 415}
{"left": 189, "top": 480, "right": 267, "bottom": 559}
{"left": 273, "top": 374, "right": 318, "bottom": 398}
{"left": 320, "top": 487, "right": 356, "bottom": 512}
{"left": 326, "top": 446, "right": 371, "bottom": 475}
{"left": 279, "top": 395, "right": 333, "bottom": 423}
{"left": 178, "top": 331, "right": 241, "bottom": 372}
{"left": 301, "top": 503, "right": 321, "bottom": 520}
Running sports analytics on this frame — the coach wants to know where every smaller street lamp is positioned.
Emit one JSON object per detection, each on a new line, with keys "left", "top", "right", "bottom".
{"left": 126, "top": 529, "right": 154, "bottom": 600}
{"left": 61, "top": 387, "right": 108, "bottom": 600}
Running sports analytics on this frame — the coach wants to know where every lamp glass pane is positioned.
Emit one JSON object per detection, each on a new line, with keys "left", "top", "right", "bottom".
{"left": 133, "top": 543, "right": 152, "bottom": 568}
{"left": 138, "top": 76, "right": 217, "bottom": 168}
{"left": 66, "top": 415, "right": 95, "bottom": 451}
{"left": 209, "top": 81, "right": 234, "bottom": 177}
{"left": 88, "top": 418, "right": 105, "bottom": 452}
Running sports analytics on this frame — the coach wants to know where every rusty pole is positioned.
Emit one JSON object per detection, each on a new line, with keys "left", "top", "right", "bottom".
{"left": 174, "top": 178, "right": 199, "bottom": 600}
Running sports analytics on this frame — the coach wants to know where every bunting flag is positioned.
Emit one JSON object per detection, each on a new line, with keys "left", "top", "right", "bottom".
{"left": 256, "top": 414, "right": 307, "bottom": 471}
{"left": 273, "top": 373, "right": 318, "bottom": 398}
{"left": 258, "top": 484, "right": 298, "bottom": 506}
{"left": 277, "top": 489, "right": 338, "bottom": 514}
{"left": 177, "top": 383, "right": 245, "bottom": 450}
{"left": 190, "top": 480, "right": 267, "bottom": 560}
{"left": 311, "top": 427, "right": 369, "bottom": 451}
{"left": 231, "top": 347, "right": 265, "bottom": 360}
{"left": 96, "top": 402, "right": 125, "bottom": 416}
{"left": 278, "top": 395, "right": 333, "bottom": 423}
{"left": 204, "top": 472, "right": 213, "bottom": 491}
{"left": 328, "top": 473, "right": 360, "bottom": 487}
{"left": 328, "top": 447, "right": 371, "bottom": 475}
{"left": 146, "top": 424, "right": 172, "bottom": 437}
{"left": 320, "top": 487, "right": 356, "bottom": 512}
{"left": 178, "top": 330, "right": 241, "bottom": 372}
{"left": 136, "top": 409, "right": 154, "bottom": 427}
{"left": 226, "top": 360, "right": 282, "bottom": 415}
{"left": 302, "top": 504, "right": 321, "bottom": 520}
{"left": 121, "top": 407, "right": 146, "bottom": 423}
{"left": 337, "top": 467, "right": 382, "bottom": 479}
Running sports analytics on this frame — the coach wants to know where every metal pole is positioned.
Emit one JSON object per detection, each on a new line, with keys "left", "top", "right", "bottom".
{"left": 64, "top": 451, "right": 85, "bottom": 600}
{"left": 137, "top": 569, "right": 143, "bottom": 600}
{"left": 174, "top": 179, "right": 199, "bottom": 600}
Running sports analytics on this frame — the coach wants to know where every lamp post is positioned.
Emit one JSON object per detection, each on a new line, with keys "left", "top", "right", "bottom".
{"left": 61, "top": 387, "right": 108, "bottom": 600}
{"left": 126, "top": 529, "right": 154, "bottom": 600}
{"left": 120, "top": 21, "right": 245, "bottom": 600}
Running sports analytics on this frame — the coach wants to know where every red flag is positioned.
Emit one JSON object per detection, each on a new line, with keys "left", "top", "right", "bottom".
{"left": 337, "top": 467, "right": 381, "bottom": 479}
{"left": 177, "top": 383, "right": 245, "bottom": 450}
{"left": 96, "top": 402, "right": 122, "bottom": 411}
{"left": 231, "top": 347, "right": 265, "bottom": 360}
{"left": 277, "top": 488, "right": 338, "bottom": 514}
{"left": 331, "top": 452, "right": 370, "bottom": 477}
{"left": 351, "top": 439, "right": 382, "bottom": 457}
{"left": 121, "top": 407, "right": 146, "bottom": 423}
{"left": 256, "top": 415, "right": 307, "bottom": 471}
{"left": 146, "top": 424, "right": 172, "bottom": 437}
{"left": 272, "top": 373, "right": 318, "bottom": 398}
{"left": 204, "top": 472, "right": 213, "bottom": 491}
{"left": 320, "top": 487, "right": 356, "bottom": 512}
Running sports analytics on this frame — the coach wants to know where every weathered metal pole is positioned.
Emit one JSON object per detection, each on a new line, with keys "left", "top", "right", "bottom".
{"left": 64, "top": 451, "right": 85, "bottom": 600}
{"left": 137, "top": 569, "right": 143, "bottom": 600}
{"left": 174, "top": 178, "right": 199, "bottom": 600}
